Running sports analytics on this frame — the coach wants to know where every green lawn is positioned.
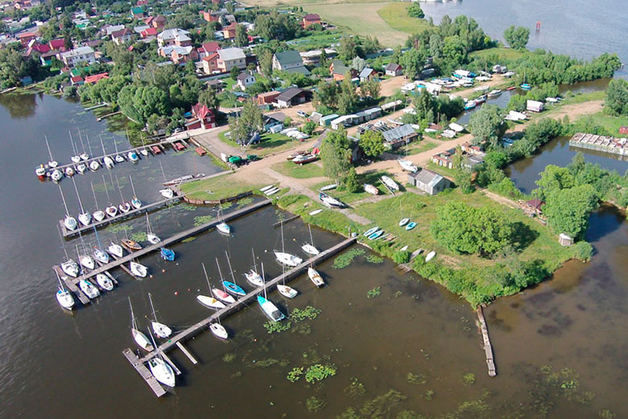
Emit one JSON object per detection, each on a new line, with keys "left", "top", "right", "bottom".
{"left": 220, "top": 131, "right": 300, "bottom": 157}
{"left": 388, "top": 139, "right": 438, "bottom": 155}
{"left": 559, "top": 90, "right": 605, "bottom": 105}
{"left": 272, "top": 160, "right": 326, "bottom": 179}
{"left": 469, "top": 47, "right": 526, "bottom": 61}
{"left": 275, "top": 194, "right": 360, "bottom": 236}
{"left": 180, "top": 174, "right": 263, "bottom": 201}
{"left": 311, "top": 170, "right": 393, "bottom": 204}
{"left": 572, "top": 111, "right": 628, "bottom": 136}
{"left": 377, "top": 2, "right": 432, "bottom": 34}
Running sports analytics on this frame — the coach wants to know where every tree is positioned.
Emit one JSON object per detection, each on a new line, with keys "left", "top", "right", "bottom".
{"left": 302, "top": 121, "right": 317, "bottom": 135}
{"left": 344, "top": 167, "right": 360, "bottom": 192}
{"left": 228, "top": 99, "right": 264, "bottom": 146}
{"left": 338, "top": 36, "right": 357, "bottom": 61}
{"left": 259, "top": 49, "right": 273, "bottom": 76}
{"left": 198, "top": 87, "right": 219, "bottom": 111}
{"left": 401, "top": 48, "right": 424, "bottom": 80}
{"left": 359, "top": 130, "right": 385, "bottom": 158}
{"left": 352, "top": 56, "right": 366, "bottom": 72}
{"left": 320, "top": 129, "right": 352, "bottom": 183}
{"left": 543, "top": 184, "right": 599, "bottom": 239}
{"left": 337, "top": 77, "right": 357, "bottom": 114}
{"left": 234, "top": 24, "right": 248, "bottom": 47}
{"left": 407, "top": 3, "right": 424, "bottom": 19}
{"left": 431, "top": 202, "right": 513, "bottom": 256}
{"left": 469, "top": 104, "right": 504, "bottom": 148}
{"left": 605, "top": 79, "right": 628, "bottom": 116}
{"left": 534, "top": 165, "right": 576, "bottom": 200}
{"left": 118, "top": 84, "right": 169, "bottom": 124}
{"left": 313, "top": 80, "right": 339, "bottom": 109}
{"left": 230, "top": 66, "right": 240, "bottom": 80}
{"left": 503, "top": 25, "right": 530, "bottom": 50}
{"left": 360, "top": 78, "right": 380, "bottom": 99}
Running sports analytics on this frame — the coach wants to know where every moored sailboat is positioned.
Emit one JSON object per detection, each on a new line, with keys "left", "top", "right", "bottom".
{"left": 197, "top": 264, "right": 227, "bottom": 310}
{"left": 308, "top": 267, "right": 325, "bottom": 288}
{"left": 80, "top": 279, "right": 100, "bottom": 299}
{"left": 149, "top": 293, "right": 172, "bottom": 339}
{"left": 55, "top": 271, "right": 74, "bottom": 310}
{"left": 96, "top": 273, "right": 114, "bottom": 291}
{"left": 130, "top": 261, "right": 148, "bottom": 278}
{"left": 258, "top": 263, "right": 285, "bottom": 322}
{"left": 129, "top": 298, "right": 153, "bottom": 351}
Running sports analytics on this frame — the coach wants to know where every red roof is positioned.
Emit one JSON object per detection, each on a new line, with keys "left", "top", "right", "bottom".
{"left": 18, "top": 32, "right": 37, "bottom": 39}
{"left": 111, "top": 28, "right": 131, "bottom": 38}
{"left": 49, "top": 39, "right": 65, "bottom": 49}
{"left": 84, "top": 73, "right": 109, "bottom": 84}
{"left": 200, "top": 41, "right": 220, "bottom": 54}
{"left": 30, "top": 42, "right": 50, "bottom": 53}
{"left": 202, "top": 52, "right": 219, "bottom": 62}
{"left": 192, "top": 103, "right": 213, "bottom": 119}
{"left": 303, "top": 14, "right": 321, "bottom": 21}
{"left": 141, "top": 27, "right": 157, "bottom": 37}
{"left": 70, "top": 76, "right": 84, "bottom": 82}
{"left": 526, "top": 199, "right": 545, "bottom": 211}
{"left": 224, "top": 22, "right": 238, "bottom": 31}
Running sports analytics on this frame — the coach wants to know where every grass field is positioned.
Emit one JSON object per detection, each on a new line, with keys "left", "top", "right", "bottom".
{"left": 469, "top": 47, "right": 527, "bottom": 62}
{"left": 180, "top": 174, "right": 263, "bottom": 201}
{"left": 377, "top": 2, "right": 432, "bottom": 34}
{"left": 219, "top": 131, "right": 298, "bottom": 157}
{"left": 310, "top": 170, "right": 392, "bottom": 204}
{"left": 572, "top": 111, "right": 628, "bottom": 135}
{"left": 272, "top": 160, "right": 325, "bottom": 179}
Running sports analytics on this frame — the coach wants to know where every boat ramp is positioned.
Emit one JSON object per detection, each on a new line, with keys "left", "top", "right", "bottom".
{"left": 53, "top": 199, "right": 272, "bottom": 304}
{"left": 124, "top": 236, "right": 357, "bottom": 397}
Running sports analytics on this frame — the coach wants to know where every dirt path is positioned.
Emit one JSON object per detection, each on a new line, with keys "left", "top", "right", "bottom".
{"left": 380, "top": 76, "right": 408, "bottom": 97}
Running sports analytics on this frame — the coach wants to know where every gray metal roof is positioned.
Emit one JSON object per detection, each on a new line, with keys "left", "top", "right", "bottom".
{"left": 382, "top": 124, "right": 416, "bottom": 142}
{"left": 410, "top": 169, "right": 443, "bottom": 187}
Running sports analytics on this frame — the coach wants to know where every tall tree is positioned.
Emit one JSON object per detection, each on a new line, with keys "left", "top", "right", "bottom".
{"left": 259, "top": 49, "right": 273, "bottom": 76}
{"left": 503, "top": 25, "right": 530, "bottom": 50}
{"left": 234, "top": 24, "right": 248, "bottom": 47}
{"left": 544, "top": 184, "right": 599, "bottom": 238}
{"left": 360, "top": 78, "right": 380, "bottom": 99}
{"left": 198, "top": 87, "right": 219, "bottom": 111}
{"left": 605, "top": 79, "right": 628, "bottom": 116}
{"left": 402, "top": 48, "right": 424, "bottom": 80}
{"left": 338, "top": 36, "right": 357, "bottom": 61}
{"left": 321, "top": 129, "right": 352, "bottom": 183}
{"left": 228, "top": 100, "right": 264, "bottom": 146}
{"left": 469, "top": 104, "right": 504, "bottom": 148}
{"left": 337, "top": 77, "right": 357, "bottom": 114}
{"left": 534, "top": 165, "right": 576, "bottom": 200}
{"left": 359, "top": 130, "right": 385, "bottom": 158}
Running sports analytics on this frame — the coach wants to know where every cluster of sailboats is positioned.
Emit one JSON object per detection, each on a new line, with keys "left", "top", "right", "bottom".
{"left": 35, "top": 131, "right": 149, "bottom": 183}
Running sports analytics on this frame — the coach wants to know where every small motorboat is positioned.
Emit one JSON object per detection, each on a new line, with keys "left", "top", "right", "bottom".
{"left": 96, "top": 273, "right": 114, "bottom": 291}
{"left": 51, "top": 169, "right": 63, "bottom": 182}
{"left": 464, "top": 100, "right": 477, "bottom": 110}
{"left": 80, "top": 279, "right": 100, "bottom": 299}
{"left": 405, "top": 222, "right": 417, "bottom": 231}
{"left": 475, "top": 95, "right": 487, "bottom": 104}
{"left": 364, "top": 184, "right": 379, "bottom": 195}
{"left": 35, "top": 165, "right": 46, "bottom": 179}
{"left": 319, "top": 192, "right": 346, "bottom": 208}
{"left": 277, "top": 285, "right": 298, "bottom": 298}
{"left": 302, "top": 244, "right": 319, "bottom": 255}
{"left": 61, "top": 259, "right": 80, "bottom": 277}
{"left": 210, "top": 323, "right": 228, "bottom": 340}
{"left": 48, "top": 159, "right": 58, "bottom": 168}
{"left": 56, "top": 287, "right": 74, "bottom": 310}
{"left": 222, "top": 280, "right": 246, "bottom": 297}
{"left": 93, "top": 248, "right": 110, "bottom": 264}
{"left": 151, "top": 321, "right": 172, "bottom": 339}
{"left": 93, "top": 210, "right": 106, "bottom": 222}
{"left": 148, "top": 357, "right": 175, "bottom": 387}
{"left": 128, "top": 151, "right": 139, "bottom": 162}
{"left": 80, "top": 153, "right": 89, "bottom": 161}
{"left": 368, "top": 229, "right": 384, "bottom": 240}
{"left": 197, "top": 295, "right": 226, "bottom": 310}
{"left": 274, "top": 251, "right": 303, "bottom": 267}
{"left": 520, "top": 83, "right": 531, "bottom": 91}
{"left": 122, "top": 239, "right": 142, "bottom": 251}
{"left": 130, "top": 261, "right": 148, "bottom": 278}
{"left": 309, "top": 209, "right": 323, "bottom": 216}
{"left": 425, "top": 251, "right": 436, "bottom": 262}
{"left": 363, "top": 227, "right": 379, "bottom": 237}
{"left": 398, "top": 159, "right": 418, "bottom": 173}
{"left": 399, "top": 218, "right": 410, "bottom": 227}
{"left": 105, "top": 206, "right": 117, "bottom": 218}
{"left": 71, "top": 155, "right": 81, "bottom": 164}
{"left": 78, "top": 212, "right": 91, "bottom": 227}
{"left": 65, "top": 167, "right": 75, "bottom": 177}
{"left": 147, "top": 232, "right": 161, "bottom": 245}
{"left": 160, "top": 247, "right": 175, "bottom": 261}
{"left": 79, "top": 254, "right": 95, "bottom": 270}
{"left": 89, "top": 160, "right": 100, "bottom": 171}
{"left": 119, "top": 202, "right": 131, "bottom": 213}
{"left": 103, "top": 156, "right": 115, "bottom": 169}
{"left": 131, "top": 328, "right": 153, "bottom": 352}
{"left": 64, "top": 215, "right": 78, "bottom": 231}
{"left": 257, "top": 295, "right": 285, "bottom": 322}
{"left": 292, "top": 153, "right": 318, "bottom": 165}
{"left": 381, "top": 176, "right": 399, "bottom": 192}
{"left": 216, "top": 222, "right": 231, "bottom": 235}
{"left": 108, "top": 242, "right": 124, "bottom": 258}
{"left": 76, "top": 163, "right": 86, "bottom": 174}
{"left": 488, "top": 89, "right": 502, "bottom": 97}
{"left": 308, "top": 267, "right": 325, "bottom": 287}
{"left": 245, "top": 270, "right": 264, "bottom": 287}
{"left": 159, "top": 189, "right": 174, "bottom": 199}
{"left": 131, "top": 197, "right": 142, "bottom": 210}
{"left": 115, "top": 154, "right": 125, "bottom": 163}
{"left": 319, "top": 183, "right": 338, "bottom": 192}
{"left": 140, "top": 148, "right": 149, "bottom": 157}
{"left": 212, "top": 288, "right": 236, "bottom": 304}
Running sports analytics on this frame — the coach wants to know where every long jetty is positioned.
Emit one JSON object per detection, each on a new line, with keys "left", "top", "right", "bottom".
{"left": 53, "top": 199, "right": 272, "bottom": 304}
{"left": 59, "top": 194, "right": 182, "bottom": 238}
{"left": 124, "top": 236, "right": 357, "bottom": 397}
{"left": 476, "top": 306, "right": 497, "bottom": 377}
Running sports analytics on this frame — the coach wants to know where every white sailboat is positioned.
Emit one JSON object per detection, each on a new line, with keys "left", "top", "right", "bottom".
{"left": 147, "top": 330, "right": 175, "bottom": 387}
{"left": 60, "top": 183, "right": 78, "bottom": 231}
{"left": 149, "top": 293, "right": 172, "bottom": 339}
{"left": 93, "top": 247, "right": 110, "bottom": 264}
{"left": 211, "top": 260, "right": 236, "bottom": 304}
{"left": 77, "top": 129, "right": 89, "bottom": 161}
{"left": 55, "top": 271, "right": 74, "bottom": 310}
{"left": 115, "top": 175, "right": 131, "bottom": 213}
{"left": 129, "top": 298, "right": 153, "bottom": 351}
{"left": 129, "top": 176, "right": 142, "bottom": 210}
{"left": 99, "top": 135, "right": 115, "bottom": 169}
{"left": 209, "top": 322, "right": 228, "bottom": 340}
{"left": 72, "top": 177, "right": 91, "bottom": 227}
{"left": 89, "top": 159, "right": 100, "bottom": 171}
{"left": 44, "top": 135, "right": 58, "bottom": 169}
{"left": 108, "top": 242, "right": 124, "bottom": 258}
{"left": 113, "top": 139, "right": 125, "bottom": 163}
{"left": 77, "top": 244, "right": 95, "bottom": 270}
{"left": 80, "top": 279, "right": 100, "bottom": 299}
{"left": 277, "top": 256, "right": 298, "bottom": 299}
{"left": 301, "top": 225, "right": 320, "bottom": 255}
{"left": 275, "top": 222, "right": 302, "bottom": 267}
{"left": 65, "top": 167, "right": 75, "bottom": 177}
{"left": 257, "top": 263, "right": 285, "bottom": 322}
{"left": 75, "top": 163, "right": 86, "bottom": 174}
{"left": 381, "top": 175, "right": 399, "bottom": 192}
{"left": 91, "top": 182, "right": 106, "bottom": 222}
{"left": 398, "top": 159, "right": 418, "bottom": 173}
{"left": 51, "top": 169, "right": 63, "bottom": 182}
{"left": 95, "top": 273, "right": 114, "bottom": 291}
{"left": 61, "top": 258, "right": 80, "bottom": 278}
{"left": 146, "top": 214, "right": 160, "bottom": 244}
{"left": 130, "top": 261, "right": 148, "bottom": 278}
{"left": 244, "top": 248, "right": 264, "bottom": 287}
{"left": 69, "top": 131, "right": 81, "bottom": 163}
{"left": 159, "top": 188, "right": 174, "bottom": 199}
{"left": 308, "top": 266, "right": 325, "bottom": 288}
{"left": 197, "top": 264, "right": 227, "bottom": 310}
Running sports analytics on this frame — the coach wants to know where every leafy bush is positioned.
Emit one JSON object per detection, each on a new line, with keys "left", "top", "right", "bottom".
{"left": 571, "top": 241, "right": 593, "bottom": 262}
{"left": 393, "top": 250, "right": 411, "bottom": 264}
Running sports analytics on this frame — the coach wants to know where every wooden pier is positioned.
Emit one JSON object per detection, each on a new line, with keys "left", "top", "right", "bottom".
{"left": 476, "top": 306, "right": 497, "bottom": 377}
{"left": 53, "top": 199, "right": 272, "bottom": 305}
{"left": 123, "top": 236, "right": 357, "bottom": 396}
{"left": 59, "top": 194, "right": 182, "bottom": 238}
{"left": 123, "top": 348, "right": 167, "bottom": 397}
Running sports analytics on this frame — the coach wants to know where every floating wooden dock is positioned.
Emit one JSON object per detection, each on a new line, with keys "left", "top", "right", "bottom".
{"left": 124, "top": 235, "right": 357, "bottom": 397}
{"left": 59, "top": 194, "right": 182, "bottom": 238}
{"left": 476, "top": 306, "right": 497, "bottom": 377}
{"left": 123, "top": 348, "right": 167, "bottom": 397}
{"left": 53, "top": 199, "right": 272, "bottom": 305}
{"left": 569, "top": 132, "right": 628, "bottom": 159}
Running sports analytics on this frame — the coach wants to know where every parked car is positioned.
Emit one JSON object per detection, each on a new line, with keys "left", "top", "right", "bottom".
{"left": 297, "top": 110, "right": 308, "bottom": 118}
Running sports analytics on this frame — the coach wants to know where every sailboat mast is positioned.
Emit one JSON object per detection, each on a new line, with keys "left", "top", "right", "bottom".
{"left": 115, "top": 174, "right": 125, "bottom": 202}
{"left": 102, "top": 175, "right": 112, "bottom": 204}
{"left": 159, "top": 161, "right": 167, "bottom": 182}
{"left": 69, "top": 131, "right": 77, "bottom": 155}
{"left": 225, "top": 251, "right": 237, "bottom": 284}
{"left": 91, "top": 182, "right": 99, "bottom": 208}
{"left": 58, "top": 184, "right": 71, "bottom": 216}
{"left": 148, "top": 293, "right": 158, "bottom": 322}
{"left": 44, "top": 135, "right": 54, "bottom": 161}
{"left": 251, "top": 248, "right": 258, "bottom": 273}
{"left": 202, "top": 263, "right": 212, "bottom": 293}
{"left": 99, "top": 134, "right": 107, "bottom": 156}
{"left": 128, "top": 297, "right": 137, "bottom": 330}
{"left": 261, "top": 262, "right": 267, "bottom": 299}
{"left": 71, "top": 177, "right": 86, "bottom": 214}
{"left": 85, "top": 134, "right": 95, "bottom": 157}
{"left": 129, "top": 176, "right": 138, "bottom": 198}
{"left": 78, "top": 129, "right": 86, "bottom": 154}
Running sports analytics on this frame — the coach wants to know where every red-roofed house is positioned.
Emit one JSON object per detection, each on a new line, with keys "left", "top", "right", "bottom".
{"left": 200, "top": 10, "right": 218, "bottom": 23}
{"left": 70, "top": 76, "right": 84, "bottom": 85}
{"left": 84, "top": 73, "right": 109, "bottom": 84}
{"left": 302, "top": 14, "right": 321, "bottom": 28}
{"left": 141, "top": 27, "right": 157, "bottom": 38}
{"left": 198, "top": 41, "right": 220, "bottom": 59}
{"left": 27, "top": 40, "right": 50, "bottom": 56}
{"left": 223, "top": 22, "right": 238, "bottom": 40}
{"left": 525, "top": 199, "right": 545, "bottom": 215}
{"left": 18, "top": 32, "right": 37, "bottom": 47}
{"left": 202, "top": 52, "right": 219, "bottom": 74}
{"left": 136, "top": 0, "right": 148, "bottom": 5}
{"left": 185, "top": 103, "right": 216, "bottom": 130}
{"left": 144, "top": 15, "right": 166, "bottom": 30}
{"left": 49, "top": 39, "right": 66, "bottom": 51}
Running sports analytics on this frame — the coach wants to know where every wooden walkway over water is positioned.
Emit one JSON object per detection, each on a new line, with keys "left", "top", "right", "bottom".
{"left": 124, "top": 236, "right": 357, "bottom": 397}
{"left": 53, "top": 199, "right": 272, "bottom": 305}
{"left": 477, "top": 306, "right": 497, "bottom": 377}
{"left": 59, "top": 194, "right": 182, "bottom": 238}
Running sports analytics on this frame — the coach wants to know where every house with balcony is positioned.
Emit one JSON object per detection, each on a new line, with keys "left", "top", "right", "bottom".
{"left": 59, "top": 46, "right": 96, "bottom": 68}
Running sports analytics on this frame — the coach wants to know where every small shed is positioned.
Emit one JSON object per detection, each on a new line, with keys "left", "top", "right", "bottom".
{"left": 559, "top": 233, "right": 574, "bottom": 247}
{"left": 319, "top": 114, "right": 339, "bottom": 127}
{"left": 257, "top": 91, "right": 281, "bottom": 105}
{"left": 382, "top": 124, "right": 418, "bottom": 148}
{"left": 527, "top": 100, "right": 545, "bottom": 113}
{"left": 408, "top": 169, "right": 452, "bottom": 196}
{"left": 275, "top": 88, "right": 310, "bottom": 108}
{"left": 525, "top": 199, "right": 545, "bottom": 214}
{"left": 385, "top": 63, "right": 402, "bottom": 77}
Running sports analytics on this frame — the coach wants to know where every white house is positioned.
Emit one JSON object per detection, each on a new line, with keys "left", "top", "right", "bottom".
{"left": 59, "top": 46, "right": 96, "bottom": 67}
{"left": 157, "top": 28, "right": 190, "bottom": 48}
{"left": 236, "top": 72, "right": 256, "bottom": 90}
{"left": 216, "top": 47, "right": 246, "bottom": 72}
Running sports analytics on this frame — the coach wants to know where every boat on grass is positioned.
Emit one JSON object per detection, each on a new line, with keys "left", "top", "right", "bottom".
{"left": 320, "top": 183, "right": 338, "bottom": 191}
{"left": 368, "top": 229, "right": 384, "bottom": 240}
{"left": 405, "top": 222, "right": 417, "bottom": 231}
{"left": 425, "top": 251, "right": 436, "bottom": 262}
{"left": 398, "top": 159, "right": 418, "bottom": 173}
{"left": 381, "top": 176, "right": 399, "bottom": 192}
{"left": 364, "top": 184, "right": 379, "bottom": 195}
{"left": 319, "top": 192, "right": 346, "bottom": 208}
{"left": 363, "top": 227, "right": 379, "bottom": 237}
{"left": 399, "top": 218, "right": 410, "bottom": 227}
{"left": 309, "top": 209, "right": 323, "bottom": 216}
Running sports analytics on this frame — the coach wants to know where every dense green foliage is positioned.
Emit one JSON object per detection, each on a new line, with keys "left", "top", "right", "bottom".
{"left": 359, "top": 130, "right": 385, "bottom": 158}
{"left": 228, "top": 99, "right": 264, "bottom": 145}
{"left": 469, "top": 104, "right": 505, "bottom": 148}
{"left": 503, "top": 25, "right": 530, "bottom": 50}
{"left": 321, "top": 129, "right": 353, "bottom": 185}
{"left": 431, "top": 202, "right": 513, "bottom": 256}
{"left": 407, "top": 3, "right": 425, "bottom": 19}
{"left": 544, "top": 185, "right": 599, "bottom": 239}
{"left": 605, "top": 79, "right": 628, "bottom": 116}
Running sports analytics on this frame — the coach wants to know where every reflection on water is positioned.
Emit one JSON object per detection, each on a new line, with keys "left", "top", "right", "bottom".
{"left": 0, "top": 92, "right": 38, "bottom": 118}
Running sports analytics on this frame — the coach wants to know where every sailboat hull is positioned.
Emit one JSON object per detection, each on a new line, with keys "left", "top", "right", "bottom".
{"left": 132, "top": 328, "right": 154, "bottom": 351}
